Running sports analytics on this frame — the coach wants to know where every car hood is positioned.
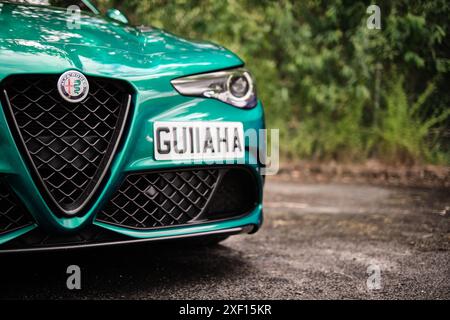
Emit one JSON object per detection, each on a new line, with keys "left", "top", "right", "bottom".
{"left": 0, "top": 3, "right": 242, "bottom": 80}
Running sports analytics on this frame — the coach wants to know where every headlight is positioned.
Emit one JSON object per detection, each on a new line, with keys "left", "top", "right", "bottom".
{"left": 171, "top": 68, "right": 257, "bottom": 108}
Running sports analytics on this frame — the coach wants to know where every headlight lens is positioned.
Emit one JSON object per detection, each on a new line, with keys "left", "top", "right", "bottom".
{"left": 171, "top": 68, "right": 257, "bottom": 108}
{"left": 229, "top": 74, "right": 249, "bottom": 98}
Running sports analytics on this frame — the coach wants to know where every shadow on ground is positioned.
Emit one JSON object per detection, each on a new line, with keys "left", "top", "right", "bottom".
{"left": 0, "top": 241, "right": 251, "bottom": 299}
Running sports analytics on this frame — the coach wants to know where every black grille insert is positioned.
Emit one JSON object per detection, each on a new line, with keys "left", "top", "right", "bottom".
{"left": 203, "top": 168, "right": 258, "bottom": 220}
{"left": 0, "top": 178, "right": 34, "bottom": 235}
{"left": 96, "top": 169, "right": 220, "bottom": 229}
{"left": 96, "top": 167, "right": 259, "bottom": 230}
{"left": 1, "top": 74, "right": 132, "bottom": 216}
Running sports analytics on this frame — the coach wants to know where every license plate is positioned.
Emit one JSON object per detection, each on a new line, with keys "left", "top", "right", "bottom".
{"left": 153, "top": 121, "right": 245, "bottom": 161}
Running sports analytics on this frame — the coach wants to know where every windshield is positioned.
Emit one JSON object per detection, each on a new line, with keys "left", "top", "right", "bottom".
{"left": 1, "top": 0, "right": 99, "bottom": 13}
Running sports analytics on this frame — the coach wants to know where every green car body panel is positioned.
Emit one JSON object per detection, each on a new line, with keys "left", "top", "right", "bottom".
{"left": 0, "top": 2, "right": 264, "bottom": 248}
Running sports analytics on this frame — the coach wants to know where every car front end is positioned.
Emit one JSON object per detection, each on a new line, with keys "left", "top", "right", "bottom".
{"left": 0, "top": 1, "right": 264, "bottom": 252}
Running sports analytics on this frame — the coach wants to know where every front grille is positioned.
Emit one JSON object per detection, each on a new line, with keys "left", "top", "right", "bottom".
{"left": 96, "top": 169, "right": 220, "bottom": 229}
{"left": 96, "top": 167, "right": 259, "bottom": 230}
{"left": 0, "top": 178, "right": 34, "bottom": 235}
{"left": 1, "top": 74, "right": 132, "bottom": 215}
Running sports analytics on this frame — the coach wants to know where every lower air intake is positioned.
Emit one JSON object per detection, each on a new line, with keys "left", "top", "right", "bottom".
{"left": 96, "top": 167, "right": 258, "bottom": 230}
{"left": 0, "top": 177, "right": 34, "bottom": 235}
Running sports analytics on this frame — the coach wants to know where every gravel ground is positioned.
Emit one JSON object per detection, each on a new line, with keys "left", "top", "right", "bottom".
{"left": 0, "top": 178, "right": 449, "bottom": 299}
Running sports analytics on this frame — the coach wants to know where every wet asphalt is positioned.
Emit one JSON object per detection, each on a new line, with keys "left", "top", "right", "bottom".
{"left": 0, "top": 178, "right": 448, "bottom": 299}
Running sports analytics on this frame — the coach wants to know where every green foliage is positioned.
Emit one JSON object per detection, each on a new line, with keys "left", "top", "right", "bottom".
{"left": 97, "top": 0, "right": 450, "bottom": 164}
{"left": 375, "top": 77, "right": 450, "bottom": 164}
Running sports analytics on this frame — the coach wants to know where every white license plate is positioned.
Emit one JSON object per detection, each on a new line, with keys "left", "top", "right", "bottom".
{"left": 153, "top": 121, "right": 245, "bottom": 161}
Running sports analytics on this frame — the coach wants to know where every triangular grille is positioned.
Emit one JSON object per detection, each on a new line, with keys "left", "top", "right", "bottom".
{"left": 2, "top": 74, "right": 131, "bottom": 216}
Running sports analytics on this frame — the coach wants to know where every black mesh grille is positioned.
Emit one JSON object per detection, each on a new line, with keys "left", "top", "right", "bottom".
{"left": 203, "top": 168, "right": 258, "bottom": 220}
{"left": 0, "top": 178, "right": 34, "bottom": 235}
{"left": 96, "top": 169, "right": 220, "bottom": 229}
{"left": 96, "top": 167, "right": 259, "bottom": 230}
{"left": 1, "top": 74, "right": 131, "bottom": 215}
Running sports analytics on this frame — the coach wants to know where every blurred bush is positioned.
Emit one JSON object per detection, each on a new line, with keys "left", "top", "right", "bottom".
{"left": 98, "top": 0, "right": 450, "bottom": 165}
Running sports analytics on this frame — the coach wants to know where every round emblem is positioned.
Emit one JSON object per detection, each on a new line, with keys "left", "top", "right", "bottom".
{"left": 57, "top": 70, "right": 89, "bottom": 103}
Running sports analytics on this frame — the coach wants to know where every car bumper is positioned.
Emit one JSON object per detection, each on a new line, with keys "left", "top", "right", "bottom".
{"left": 0, "top": 224, "right": 259, "bottom": 253}
{"left": 0, "top": 73, "right": 265, "bottom": 251}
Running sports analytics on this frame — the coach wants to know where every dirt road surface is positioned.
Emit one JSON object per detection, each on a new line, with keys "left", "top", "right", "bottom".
{"left": 0, "top": 178, "right": 448, "bottom": 299}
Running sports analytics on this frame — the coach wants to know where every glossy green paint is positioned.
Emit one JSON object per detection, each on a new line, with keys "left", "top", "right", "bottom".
{"left": 0, "top": 224, "right": 37, "bottom": 245}
{"left": 81, "top": 0, "right": 100, "bottom": 15}
{"left": 0, "top": 3, "right": 243, "bottom": 79}
{"left": 0, "top": 2, "right": 264, "bottom": 244}
{"left": 95, "top": 205, "right": 263, "bottom": 239}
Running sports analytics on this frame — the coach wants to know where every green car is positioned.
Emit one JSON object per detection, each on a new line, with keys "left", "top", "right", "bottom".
{"left": 0, "top": 0, "right": 264, "bottom": 252}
